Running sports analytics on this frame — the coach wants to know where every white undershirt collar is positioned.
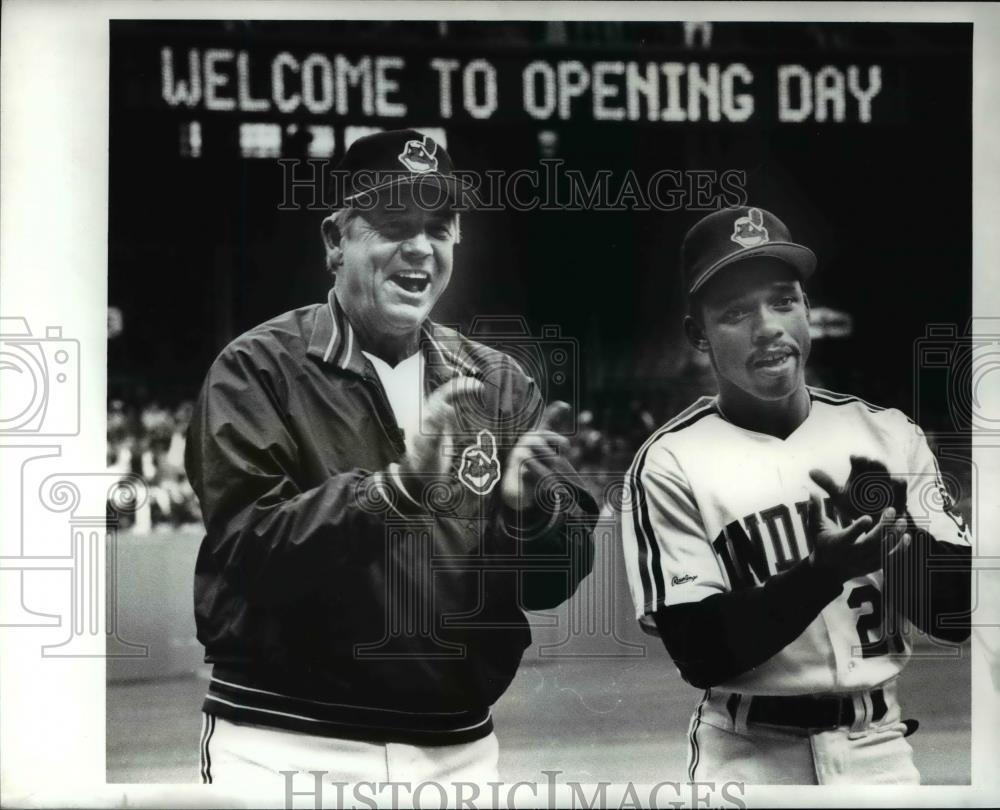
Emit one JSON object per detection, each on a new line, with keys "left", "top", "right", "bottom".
{"left": 362, "top": 350, "right": 424, "bottom": 455}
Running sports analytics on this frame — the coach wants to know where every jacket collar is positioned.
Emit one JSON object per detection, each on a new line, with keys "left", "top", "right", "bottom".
{"left": 306, "top": 288, "right": 363, "bottom": 374}
{"left": 420, "top": 321, "right": 482, "bottom": 391}
{"left": 307, "top": 288, "right": 481, "bottom": 382}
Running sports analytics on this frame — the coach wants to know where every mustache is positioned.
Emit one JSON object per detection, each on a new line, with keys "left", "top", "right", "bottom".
{"left": 748, "top": 344, "right": 799, "bottom": 363}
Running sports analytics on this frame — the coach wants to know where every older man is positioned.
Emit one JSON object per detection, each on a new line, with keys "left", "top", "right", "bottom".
{"left": 186, "top": 130, "right": 597, "bottom": 787}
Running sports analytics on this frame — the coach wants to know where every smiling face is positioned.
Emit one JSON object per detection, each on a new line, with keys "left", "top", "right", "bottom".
{"left": 324, "top": 190, "right": 458, "bottom": 346}
{"left": 687, "top": 259, "right": 811, "bottom": 408}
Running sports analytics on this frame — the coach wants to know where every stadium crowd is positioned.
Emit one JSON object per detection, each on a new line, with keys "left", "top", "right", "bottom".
{"left": 106, "top": 358, "right": 971, "bottom": 532}
{"left": 107, "top": 399, "right": 201, "bottom": 531}
{"left": 105, "top": 395, "right": 673, "bottom": 531}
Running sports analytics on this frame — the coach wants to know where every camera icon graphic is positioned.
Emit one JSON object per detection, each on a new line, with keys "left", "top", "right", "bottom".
{"left": 426, "top": 316, "right": 580, "bottom": 437}
{"left": 0, "top": 317, "right": 80, "bottom": 435}
{"left": 913, "top": 320, "right": 1000, "bottom": 437}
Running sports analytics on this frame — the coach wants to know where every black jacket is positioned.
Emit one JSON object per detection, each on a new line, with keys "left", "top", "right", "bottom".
{"left": 186, "top": 291, "right": 598, "bottom": 744}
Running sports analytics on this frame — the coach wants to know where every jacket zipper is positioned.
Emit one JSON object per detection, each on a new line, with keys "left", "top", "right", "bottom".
{"left": 361, "top": 374, "right": 407, "bottom": 457}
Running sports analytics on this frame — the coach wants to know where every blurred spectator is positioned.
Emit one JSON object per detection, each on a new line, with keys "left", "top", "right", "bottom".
{"left": 107, "top": 399, "right": 133, "bottom": 474}
{"left": 167, "top": 401, "right": 193, "bottom": 472}
{"left": 110, "top": 389, "right": 968, "bottom": 533}
{"left": 107, "top": 398, "right": 201, "bottom": 532}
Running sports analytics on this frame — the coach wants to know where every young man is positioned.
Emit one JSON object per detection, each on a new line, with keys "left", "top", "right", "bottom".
{"left": 186, "top": 130, "right": 597, "bottom": 788}
{"left": 621, "top": 206, "right": 971, "bottom": 785}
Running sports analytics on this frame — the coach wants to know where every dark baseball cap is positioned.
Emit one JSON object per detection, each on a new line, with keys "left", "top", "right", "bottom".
{"left": 681, "top": 206, "right": 817, "bottom": 296}
{"left": 333, "top": 129, "right": 460, "bottom": 208}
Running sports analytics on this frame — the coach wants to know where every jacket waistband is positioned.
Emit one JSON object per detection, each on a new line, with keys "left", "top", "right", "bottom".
{"left": 203, "top": 668, "right": 493, "bottom": 747}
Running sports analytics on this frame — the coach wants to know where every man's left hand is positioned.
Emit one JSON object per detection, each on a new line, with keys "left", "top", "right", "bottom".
{"left": 500, "top": 401, "right": 572, "bottom": 512}
{"left": 810, "top": 455, "right": 908, "bottom": 525}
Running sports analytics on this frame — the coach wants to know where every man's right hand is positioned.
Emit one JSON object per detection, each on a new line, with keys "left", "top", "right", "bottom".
{"left": 399, "top": 376, "right": 485, "bottom": 477}
{"left": 806, "top": 490, "right": 910, "bottom": 583}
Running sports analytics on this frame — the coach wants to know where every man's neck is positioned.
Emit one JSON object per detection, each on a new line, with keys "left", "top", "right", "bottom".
{"left": 351, "top": 320, "right": 421, "bottom": 368}
{"left": 716, "top": 384, "right": 811, "bottom": 439}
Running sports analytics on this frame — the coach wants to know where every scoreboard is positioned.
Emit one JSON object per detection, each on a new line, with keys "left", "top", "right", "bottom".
{"left": 108, "top": 20, "right": 972, "bottom": 413}
{"left": 107, "top": 20, "right": 966, "bottom": 162}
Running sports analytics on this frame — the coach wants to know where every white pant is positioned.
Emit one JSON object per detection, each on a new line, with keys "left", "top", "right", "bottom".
{"left": 200, "top": 713, "right": 500, "bottom": 792}
{"left": 687, "top": 685, "right": 920, "bottom": 785}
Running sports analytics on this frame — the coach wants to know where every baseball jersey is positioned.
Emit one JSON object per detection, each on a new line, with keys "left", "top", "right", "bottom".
{"left": 621, "top": 387, "right": 971, "bottom": 696}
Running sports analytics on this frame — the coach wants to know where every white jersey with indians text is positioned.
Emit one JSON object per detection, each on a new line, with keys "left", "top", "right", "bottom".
{"left": 621, "top": 387, "right": 971, "bottom": 696}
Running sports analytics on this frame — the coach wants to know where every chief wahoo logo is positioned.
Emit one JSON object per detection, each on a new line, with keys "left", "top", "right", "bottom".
{"left": 398, "top": 135, "right": 439, "bottom": 173}
{"left": 458, "top": 430, "right": 502, "bottom": 495}
{"left": 731, "top": 207, "right": 770, "bottom": 248}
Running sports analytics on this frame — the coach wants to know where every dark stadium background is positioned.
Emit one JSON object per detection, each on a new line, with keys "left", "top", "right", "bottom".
{"left": 106, "top": 20, "right": 973, "bottom": 785}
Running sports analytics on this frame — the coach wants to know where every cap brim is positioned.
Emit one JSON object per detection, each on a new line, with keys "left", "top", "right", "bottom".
{"left": 344, "top": 173, "right": 463, "bottom": 207}
{"left": 688, "top": 242, "right": 817, "bottom": 296}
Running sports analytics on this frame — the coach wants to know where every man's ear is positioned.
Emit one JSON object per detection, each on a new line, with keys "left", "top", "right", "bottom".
{"left": 683, "top": 314, "right": 710, "bottom": 352}
{"left": 321, "top": 216, "right": 342, "bottom": 251}
{"left": 803, "top": 290, "right": 811, "bottom": 316}
{"left": 321, "top": 216, "right": 344, "bottom": 273}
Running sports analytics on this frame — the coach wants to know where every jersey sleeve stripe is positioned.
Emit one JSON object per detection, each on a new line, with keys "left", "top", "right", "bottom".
{"left": 627, "top": 398, "right": 718, "bottom": 611}
{"left": 629, "top": 443, "right": 665, "bottom": 608}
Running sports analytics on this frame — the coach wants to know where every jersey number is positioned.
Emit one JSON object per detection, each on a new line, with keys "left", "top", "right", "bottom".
{"left": 848, "top": 584, "right": 905, "bottom": 658}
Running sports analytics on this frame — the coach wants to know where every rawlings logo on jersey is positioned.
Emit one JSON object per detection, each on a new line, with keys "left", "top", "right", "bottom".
{"left": 671, "top": 574, "right": 698, "bottom": 586}
{"left": 398, "top": 135, "right": 439, "bottom": 173}
{"left": 731, "top": 207, "right": 769, "bottom": 248}
{"left": 458, "top": 430, "right": 502, "bottom": 495}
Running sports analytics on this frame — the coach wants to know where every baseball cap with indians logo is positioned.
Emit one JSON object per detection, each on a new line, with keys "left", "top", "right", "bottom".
{"left": 333, "top": 129, "right": 463, "bottom": 208}
{"left": 681, "top": 206, "right": 817, "bottom": 296}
